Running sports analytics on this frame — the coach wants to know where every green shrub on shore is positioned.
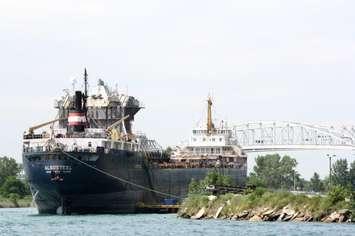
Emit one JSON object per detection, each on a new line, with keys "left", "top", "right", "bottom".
{"left": 0, "top": 176, "right": 29, "bottom": 198}
{"left": 188, "top": 171, "right": 232, "bottom": 194}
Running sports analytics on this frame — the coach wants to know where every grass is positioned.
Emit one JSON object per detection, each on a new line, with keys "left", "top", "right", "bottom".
{"left": 0, "top": 195, "right": 32, "bottom": 208}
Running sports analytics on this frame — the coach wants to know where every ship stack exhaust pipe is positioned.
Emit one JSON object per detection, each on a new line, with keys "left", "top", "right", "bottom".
{"left": 68, "top": 69, "right": 89, "bottom": 133}
{"left": 68, "top": 91, "right": 86, "bottom": 132}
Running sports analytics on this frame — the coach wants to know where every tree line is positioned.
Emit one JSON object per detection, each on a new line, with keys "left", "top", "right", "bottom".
{"left": 248, "top": 154, "right": 355, "bottom": 192}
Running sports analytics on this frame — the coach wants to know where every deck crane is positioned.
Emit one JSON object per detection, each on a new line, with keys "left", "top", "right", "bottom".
{"left": 28, "top": 118, "right": 66, "bottom": 135}
{"left": 106, "top": 115, "right": 130, "bottom": 141}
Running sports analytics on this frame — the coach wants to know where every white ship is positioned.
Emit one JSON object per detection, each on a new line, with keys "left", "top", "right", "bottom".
{"left": 171, "top": 97, "right": 247, "bottom": 172}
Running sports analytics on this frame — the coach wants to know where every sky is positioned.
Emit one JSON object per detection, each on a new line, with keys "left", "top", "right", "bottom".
{"left": 0, "top": 0, "right": 355, "bottom": 179}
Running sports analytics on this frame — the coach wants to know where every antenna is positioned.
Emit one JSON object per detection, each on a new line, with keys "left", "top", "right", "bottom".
{"left": 115, "top": 83, "right": 119, "bottom": 94}
{"left": 84, "top": 68, "right": 88, "bottom": 97}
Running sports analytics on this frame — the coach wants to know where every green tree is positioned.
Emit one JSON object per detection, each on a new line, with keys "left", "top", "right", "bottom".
{"left": 0, "top": 176, "right": 28, "bottom": 198}
{"left": 309, "top": 172, "right": 324, "bottom": 192}
{"left": 0, "top": 156, "right": 20, "bottom": 186}
{"left": 249, "top": 154, "right": 298, "bottom": 190}
{"left": 296, "top": 177, "right": 309, "bottom": 191}
{"left": 350, "top": 161, "right": 355, "bottom": 190}
{"left": 247, "top": 173, "right": 266, "bottom": 188}
{"left": 332, "top": 159, "right": 349, "bottom": 187}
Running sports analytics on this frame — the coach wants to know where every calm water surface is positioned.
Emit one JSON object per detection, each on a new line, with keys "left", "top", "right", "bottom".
{"left": 0, "top": 208, "right": 354, "bottom": 236}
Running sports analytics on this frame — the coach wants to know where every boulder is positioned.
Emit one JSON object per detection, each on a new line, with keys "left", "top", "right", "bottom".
{"left": 249, "top": 215, "right": 263, "bottom": 222}
{"left": 277, "top": 213, "right": 285, "bottom": 221}
{"left": 290, "top": 212, "right": 300, "bottom": 221}
{"left": 293, "top": 217, "right": 305, "bottom": 222}
{"left": 214, "top": 205, "right": 225, "bottom": 219}
{"left": 261, "top": 208, "right": 280, "bottom": 221}
{"left": 292, "top": 213, "right": 308, "bottom": 222}
{"left": 191, "top": 207, "right": 206, "bottom": 220}
{"left": 322, "top": 210, "right": 351, "bottom": 223}
{"left": 238, "top": 210, "right": 250, "bottom": 219}
{"left": 262, "top": 209, "right": 275, "bottom": 217}
{"left": 338, "top": 215, "right": 345, "bottom": 223}
{"left": 282, "top": 207, "right": 295, "bottom": 216}
{"left": 323, "top": 212, "right": 340, "bottom": 223}
{"left": 338, "top": 209, "right": 351, "bottom": 223}
{"left": 283, "top": 214, "right": 293, "bottom": 222}
{"left": 278, "top": 206, "right": 296, "bottom": 221}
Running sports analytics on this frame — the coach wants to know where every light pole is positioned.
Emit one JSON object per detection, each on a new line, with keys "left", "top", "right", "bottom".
{"left": 326, "top": 154, "right": 336, "bottom": 187}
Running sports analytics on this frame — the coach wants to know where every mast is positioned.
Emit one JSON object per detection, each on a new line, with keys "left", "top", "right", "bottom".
{"left": 83, "top": 68, "right": 88, "bottom": 112}
{"left": 84, "top": 68, "right": 88, "bottom": 98}
{"left": 207, "top": 96, "right": 213, "bottom": 134}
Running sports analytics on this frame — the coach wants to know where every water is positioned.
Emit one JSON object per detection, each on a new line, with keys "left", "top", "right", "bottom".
{"left": 0, "top": 208, "right": 354, "bottom": 236}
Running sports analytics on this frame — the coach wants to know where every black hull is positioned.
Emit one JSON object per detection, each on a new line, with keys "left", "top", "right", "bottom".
{"left": 23, "top": 150, "right": 246, "bottom": 214}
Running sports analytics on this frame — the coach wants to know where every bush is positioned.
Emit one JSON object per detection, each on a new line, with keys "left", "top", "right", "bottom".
{"left": 0, "top": 176, "right": 29, "bottom": 198}
{"left": 8, "top": 193, "right": 20, "bottom": 207}
{"left": 326, "top": 185, "right": 350, "bottom": 205}
{"left": 203, "top": 171, "right": 232, "bottom": 187}
{"left": 188, "top": 171, "right": 232, "bottom": 195}
{"left": 188, "top": 178, "right": 204, "bottom": 194}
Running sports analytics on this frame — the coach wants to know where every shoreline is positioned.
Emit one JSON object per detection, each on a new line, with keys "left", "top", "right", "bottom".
{"left": 178, "top": 191, "right": 354, "bottom": 223}
{"left": 0, "top": 196, "right": 33, "bottom": 209}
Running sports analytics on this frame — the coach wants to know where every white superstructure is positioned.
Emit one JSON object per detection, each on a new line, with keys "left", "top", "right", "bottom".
{"left": 23, "top": 71, "right": 161, "bottom": 155}
{"left": 171, "top": 97, "right": 246, "bottom": 169}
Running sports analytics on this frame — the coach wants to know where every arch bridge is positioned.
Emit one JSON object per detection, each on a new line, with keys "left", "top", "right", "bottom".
{"left": 232, "top": 121, "right": 355, "bottom": 152}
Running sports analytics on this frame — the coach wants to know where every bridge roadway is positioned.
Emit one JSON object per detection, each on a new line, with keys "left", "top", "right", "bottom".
{"left": 232, "top": 121, "right": 355, "bottom": 152}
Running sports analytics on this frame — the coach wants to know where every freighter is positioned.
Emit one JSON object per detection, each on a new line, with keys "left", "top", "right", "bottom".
{"left": 23, "top": 69, "right": 247, "bottom": 214}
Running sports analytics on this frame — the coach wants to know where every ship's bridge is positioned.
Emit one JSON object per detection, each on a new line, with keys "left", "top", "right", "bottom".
{"left": 189, "top": 128, "right": 234, "bottom": 147}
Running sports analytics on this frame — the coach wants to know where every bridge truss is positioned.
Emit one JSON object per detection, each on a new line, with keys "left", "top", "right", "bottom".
{"left": 233, "top": 121, "right": 355, "bottom": 152}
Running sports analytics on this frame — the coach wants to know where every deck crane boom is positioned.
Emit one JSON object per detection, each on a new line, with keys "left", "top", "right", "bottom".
{"left": 28, "top": 118, "right": 66, "bottom": 135}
